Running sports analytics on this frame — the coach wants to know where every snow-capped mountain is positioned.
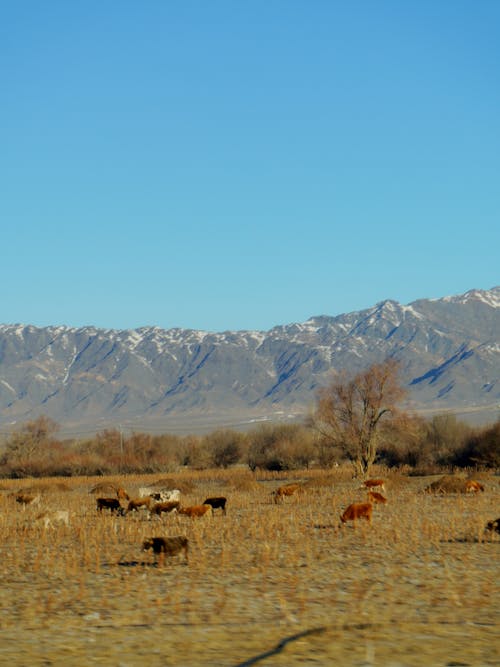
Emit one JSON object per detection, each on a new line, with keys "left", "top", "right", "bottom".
{"left": 0, "top": 287, "right": 498, "bottom": 433}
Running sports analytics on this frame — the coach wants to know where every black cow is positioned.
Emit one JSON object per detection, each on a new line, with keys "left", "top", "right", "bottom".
{"left": 203, "top": 496, "right": 227, "bottom": 515}
{"left": 96, "top": 497, "right": 124, "bottom": 514}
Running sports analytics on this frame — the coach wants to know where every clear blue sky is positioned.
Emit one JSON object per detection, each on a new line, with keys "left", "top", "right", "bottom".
{"left": 2, "top": 2, "right": 499, "bottom": 332}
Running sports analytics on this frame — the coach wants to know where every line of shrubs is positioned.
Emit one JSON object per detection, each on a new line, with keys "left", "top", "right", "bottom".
{"left": 0, "top": 414, "right": 498, "bottom": 478}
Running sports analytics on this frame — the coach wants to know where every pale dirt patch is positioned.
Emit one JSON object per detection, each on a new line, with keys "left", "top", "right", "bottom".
{"left": 0, "top": 470, "right": 498, "bottom": 666}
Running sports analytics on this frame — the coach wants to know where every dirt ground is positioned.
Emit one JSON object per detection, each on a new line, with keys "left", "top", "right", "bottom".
{"left": 0, "top": 469, "right": 498, "bottom": 666}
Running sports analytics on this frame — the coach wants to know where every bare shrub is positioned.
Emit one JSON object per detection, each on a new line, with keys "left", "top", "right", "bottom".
{"left": 376, "top": 415, "right": 428, "bottom": 468}
{"left": 377, "top": 414, "right": 499, "bottom": 473}
{"left": 119, "top": 432, "right": 181, "bottom": 473}
{"left": 451, "top": 420, "right": 500, "bottom": 468}
{"left": 424, "top": 415, "right": 474, "bottom": 466}
{"left": 178, "top": 435, "right": 212, "bottom": 470}
{"left": 247, "top": 423, "right": 315, "bottom": 471}
{"left": 202, "top": 429, "right": 245, "bottom": 468}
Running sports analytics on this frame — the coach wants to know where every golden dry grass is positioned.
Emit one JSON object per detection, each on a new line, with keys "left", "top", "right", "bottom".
{"left": 0, "top": 467, "right": 498, "bottom": 666}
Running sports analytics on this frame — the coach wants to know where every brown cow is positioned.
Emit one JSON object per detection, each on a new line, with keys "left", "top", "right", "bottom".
{"left": 203, "top": 497, "right": 227, "bottom": 515}
{"left": 143, "top": 536, "right": 189, "bottom": 565}
{"left": 127, "top": 497, "right": 152, "bottom": 513}
{"left": 465, "top": 480, "right": 485, "bottom": 493}
{"left": 177, "top": 504, "right": 211, "bottom": 518}
{"left": 150, "top": 501, "right": 180, "bottom": 516}
{"left": 340, "top": 502, "right": 373, "bottom": 525}
{"left": 96, "top": 497, "right": 123, "bottom": 513}
{"left": 367, "top": 490, "right": 388, "bottom": 504}
{"left": 272, "top": 484, "right": 302, "bottom": 504}
{"left": 116, "top": 487, "right": 130, "bottom": 501}
{"left": 362, "top": 479, "right": 386, "bottom": 492}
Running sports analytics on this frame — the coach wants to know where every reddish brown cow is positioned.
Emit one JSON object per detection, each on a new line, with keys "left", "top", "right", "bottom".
{"left": 116, "top": 487, "right": 130, "bottom": 501}
{"left": 340, "top": 502, "right": 373, "bottom": 525}
{"left": 178, "top": 504, "right": 211, "bottom": 518}
{"left": 465, "top": 480, "right": 484, "bottom": 493}
{"left": 127, "top": 497, "right": 152, "bottom": 513}
{"left": 272, "top": 484, "right": 302, "bottom": 504}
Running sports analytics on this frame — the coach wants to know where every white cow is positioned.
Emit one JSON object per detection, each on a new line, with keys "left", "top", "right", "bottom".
{"left": 151, "top": 489, "right": 181, "bottom": 503}
{"left": 35, "top": 510, "right": 70, "bottom": 529}
{"left": 139, "top": 487, "right": 181, "bottom": 503}
{"left": 138, "top": 487, "right": 155, "bottom": 498}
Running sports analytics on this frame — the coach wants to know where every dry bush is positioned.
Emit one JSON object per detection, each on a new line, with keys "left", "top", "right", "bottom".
{"left": 425, "top": 474, "right": 472, "bottom": 494}
{"left": 382, "top": 471, "right": 413, "bottom": 490}
{"left": 3, "top": 414, "right": 497, "bottom": 481}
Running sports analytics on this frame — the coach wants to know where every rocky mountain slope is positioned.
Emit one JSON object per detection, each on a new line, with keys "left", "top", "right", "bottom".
{"left": 0, "top": 287, "right": 498, "bottom": 433}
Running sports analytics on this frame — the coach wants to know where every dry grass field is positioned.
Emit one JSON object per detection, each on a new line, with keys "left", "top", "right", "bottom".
{"left": 0, "top": 467, "right": 498, "bottom": 666}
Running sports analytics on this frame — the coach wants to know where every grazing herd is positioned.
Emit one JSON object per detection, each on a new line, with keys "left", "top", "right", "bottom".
{"left": 90, "top": 488, "right": 229, "bottom": 563}
{"left": 94, "top": 488, "right": 224, "bottom": 523}
{"left": 7, "top": 474, "right": 497, "bottom": 567}
{"left": 269, "top": 476, "right": 495, "bottom": 537}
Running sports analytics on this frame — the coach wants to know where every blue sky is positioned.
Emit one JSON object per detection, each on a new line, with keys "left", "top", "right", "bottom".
{"left": 2, "top": 1, "right": 499, "bottom": 332}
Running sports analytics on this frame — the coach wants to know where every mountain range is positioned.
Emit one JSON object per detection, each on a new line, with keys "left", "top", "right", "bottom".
{"left": 0, "top": 287, "right": 498, "bottom": 436}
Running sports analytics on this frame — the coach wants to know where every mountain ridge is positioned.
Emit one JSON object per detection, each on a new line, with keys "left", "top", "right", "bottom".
{"left": 0, "top": 286, "right": 498, "bottom": 434}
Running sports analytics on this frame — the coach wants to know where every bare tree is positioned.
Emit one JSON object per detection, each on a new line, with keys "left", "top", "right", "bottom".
{"left": 310, "top": 359, "right": 407, "bottom": 477}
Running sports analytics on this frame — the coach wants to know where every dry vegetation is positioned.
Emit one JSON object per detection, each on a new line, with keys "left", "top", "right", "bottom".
{"left": 0, "top": 466, "right": 498, "bottom": 666}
